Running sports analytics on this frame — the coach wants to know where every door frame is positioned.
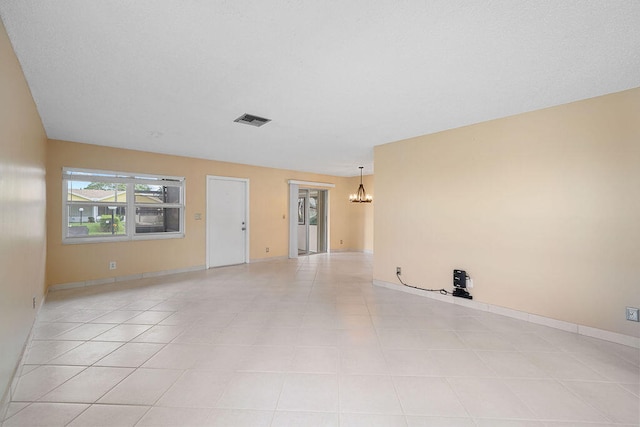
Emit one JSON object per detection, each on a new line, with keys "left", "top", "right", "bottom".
{"left": 288, "top": 180, "right": 334, "bottom": 258}
{"left": 297, "top": 188, "right": 328, "bottom": 256}
{"left": 206, "top": 175, "right": 250, "bottom": 268}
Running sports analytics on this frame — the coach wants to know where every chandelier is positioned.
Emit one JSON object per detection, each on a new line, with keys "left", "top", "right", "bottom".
{"left": 349, "top": 166, "right": 372, "bottom": 203}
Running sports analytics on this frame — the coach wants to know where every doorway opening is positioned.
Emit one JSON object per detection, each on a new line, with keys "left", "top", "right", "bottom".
{"left": 297, "top": 189, "right": 328, "bottom": 256}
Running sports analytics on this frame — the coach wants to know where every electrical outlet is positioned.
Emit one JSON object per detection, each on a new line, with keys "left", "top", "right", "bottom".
{"left": 340, "top": 240, "right": 343, "bottom": 244}
{"left": 266, "top": 247, "right": 270, "bottom": 253}
{"left": 396, "top": 267, "right": 401, "bottom": 275}
{"left": 109, "top": 261, "right": 117, "bottom": 270}
{"left": 626, "top": 307, "right": 639, "bottom": 322}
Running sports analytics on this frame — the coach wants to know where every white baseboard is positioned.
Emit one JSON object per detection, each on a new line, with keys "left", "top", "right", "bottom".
{"left": 327, "top": 249, "right": 374, "bottom": 256}
{"left": 141, "top": 265, "right": 205, "bottom": 278}
{"left": 0, "top": 295, "right": 45, "bottom": 422}
{"left": 250, "top": 255, "right": 289, "bottom": 263}
{"left": 49, "top": 265, "right": 206, "bottom": 291}
{"left": 373, "top": 279, "right": 639, "bottom": 349}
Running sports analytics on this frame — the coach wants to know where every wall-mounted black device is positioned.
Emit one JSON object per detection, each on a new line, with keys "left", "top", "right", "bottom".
{"left": 453, "top": 269, "right": 472, "bottom": 299}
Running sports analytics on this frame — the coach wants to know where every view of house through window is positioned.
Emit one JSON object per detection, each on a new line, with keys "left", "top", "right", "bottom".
{"left": 63, "top": 168, "right": 185, "bottom": 242}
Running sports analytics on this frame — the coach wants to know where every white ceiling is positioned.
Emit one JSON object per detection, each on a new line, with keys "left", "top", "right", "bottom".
{"left": 1, "top": 1, "right": 639, "bottom": 177}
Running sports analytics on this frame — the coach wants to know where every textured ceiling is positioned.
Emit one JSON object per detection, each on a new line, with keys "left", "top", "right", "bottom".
{"left": 1, "top": 1, "right": 639, "bottom": 176}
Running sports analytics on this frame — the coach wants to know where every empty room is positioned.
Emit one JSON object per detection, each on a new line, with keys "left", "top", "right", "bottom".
{"left": 1, "top": 1, "right": 639, "bottom": 426}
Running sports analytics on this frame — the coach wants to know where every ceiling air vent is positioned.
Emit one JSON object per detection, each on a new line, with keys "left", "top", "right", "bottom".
{"left": 234, "top": 113, "right": 271, "bottom": 127}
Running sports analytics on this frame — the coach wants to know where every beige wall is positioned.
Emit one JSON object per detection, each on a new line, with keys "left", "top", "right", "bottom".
{"left": 0, "top": 19, "right": 47, "bottom": 411}
{"left": 343, "top": 174, "right": 374, "bottom": 253}
{"left": 46, "top": 140, "right": 372, "bottom": 286}
{"left": 374, "top": 88, "right": 640, "bottom": 337}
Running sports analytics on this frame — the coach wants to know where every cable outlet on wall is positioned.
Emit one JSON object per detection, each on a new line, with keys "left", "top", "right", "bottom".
{"left": 396, "top": 267, "right": 401, "bottom": 275}
{"left": 266, "top": 247, "right": 270, "bottom": 253}
{"left": 626, "top": 307, "right": 639, "bottom": 322}
{"left": 109, "top": 261, "right": 117, "bottom": 270}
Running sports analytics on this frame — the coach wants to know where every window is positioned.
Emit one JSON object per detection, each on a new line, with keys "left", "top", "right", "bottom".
{"left": 309, "top": 193, "right": 318, "bottom": 225}
{"left": 63, "top": 168, "right": 185, "bottom": 243}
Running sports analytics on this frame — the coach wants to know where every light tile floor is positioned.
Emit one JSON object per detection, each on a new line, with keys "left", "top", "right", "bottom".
{"left": 2, "top": 253, "right": 639, "bottom": 426}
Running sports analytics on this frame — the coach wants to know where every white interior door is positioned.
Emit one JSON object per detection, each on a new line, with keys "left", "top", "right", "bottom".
{"left": 207, "top": 176, "right": 249, "bottom": 268}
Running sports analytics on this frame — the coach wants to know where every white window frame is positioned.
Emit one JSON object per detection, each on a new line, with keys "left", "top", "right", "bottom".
{"left": 62, "top": 167, "right": 185, "bottom": 244}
